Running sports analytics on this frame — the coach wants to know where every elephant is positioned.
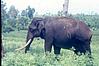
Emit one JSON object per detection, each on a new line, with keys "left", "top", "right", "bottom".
{"left": 16, "top": 16, "right": 92, "bottom": 57}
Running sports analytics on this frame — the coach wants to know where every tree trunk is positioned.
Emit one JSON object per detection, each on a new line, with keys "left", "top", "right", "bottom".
{"left": 63, "top": 0, "right": 69, "bottom": 16}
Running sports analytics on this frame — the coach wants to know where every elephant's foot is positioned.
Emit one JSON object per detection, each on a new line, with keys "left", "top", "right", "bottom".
{"left": 55, "top": 54, "right": 61, "bottom": 61}
{"left": 25, "top": 48, "right": 30, "bottom": 53}
{"left": 45, "top": 51, "right": 51, "bottom": 56}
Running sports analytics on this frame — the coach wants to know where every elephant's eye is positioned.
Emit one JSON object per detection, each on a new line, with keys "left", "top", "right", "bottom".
{"left": 30, "top": 28, "right": 38, "bottom": 32}
{"left": 30, "top": 28, "right": 33, "bottom": 32}
{"left": 35, "top": 22, "right": 39, "bottom": 27}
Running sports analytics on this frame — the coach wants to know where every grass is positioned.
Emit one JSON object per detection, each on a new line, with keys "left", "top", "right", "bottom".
{"left": 2, "top": 30, "right": 99, "bottom": 66}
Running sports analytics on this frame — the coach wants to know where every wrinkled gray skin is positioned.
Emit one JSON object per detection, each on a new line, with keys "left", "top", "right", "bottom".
{"left": 25, "top": 17, "right": 92, "bottom": 57}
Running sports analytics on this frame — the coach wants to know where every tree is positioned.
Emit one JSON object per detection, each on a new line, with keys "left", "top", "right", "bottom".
{"left": 8, "top": 5, "right": 19, "bottom": 19}
{"left": 63, "top": 0, "right": 69, "bottom": 16}
{"left": 21, "top": 10, "right": 27, "bottom": 17}
{"left": 27, "top": 6, "right": 35, "bottom": 19}
{"left": 6, "top": 5, "right": 19, "bottom": 30}
{"left": 1, "top": 0, "right": 9, "bottom": 33}
{"left": 16, "top": 16, "right": 29, "bottom": 30}
{"left": 58, "top": 11, "right": 63, "bottom": 16}
{"left": 1, "top": 0, "right": 7, "bottom": 22}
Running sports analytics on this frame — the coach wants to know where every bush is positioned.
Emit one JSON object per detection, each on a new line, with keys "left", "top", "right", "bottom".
{"left": 3, "top": 27, "right": 14, "bottom": 33}
{"left": 73, "top": 14, "right": 99, "bottom": 29}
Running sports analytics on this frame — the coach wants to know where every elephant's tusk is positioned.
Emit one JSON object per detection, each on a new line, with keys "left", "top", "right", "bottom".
{"left": 15, "top": 39, "right": 32, "bottom": 51}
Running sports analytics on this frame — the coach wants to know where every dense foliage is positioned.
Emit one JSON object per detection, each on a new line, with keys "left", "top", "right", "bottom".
{"left": 1, "top": 0, "right": 35, "bottom": 33}
{"left": 73, "top": 14, "right": 99, "bottom": 30}
{"left": 1, "top": 0, "right": 99, "bottom": 33}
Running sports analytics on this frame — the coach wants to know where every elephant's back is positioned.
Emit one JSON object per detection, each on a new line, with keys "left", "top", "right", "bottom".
{"left": 53, "top": 17, "right": 79, "bottom": 29}
{"left": 52, "top": 17, "right": 79, "bottom": 38}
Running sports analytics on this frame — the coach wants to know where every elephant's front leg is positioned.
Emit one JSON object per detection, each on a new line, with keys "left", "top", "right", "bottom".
{"left": 44, "top": 28, "right": 53, "bottom": 55}
{"left": 44, "top": 38, "right": 53, "bottom": 55}
{"left": 54, "top": 45, "right": 61, "bottom": 60}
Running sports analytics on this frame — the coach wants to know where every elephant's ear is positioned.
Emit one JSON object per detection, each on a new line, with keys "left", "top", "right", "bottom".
{"left": 37, "top": 20, "right": 45, "bottom": 39}
{"left": 40, "top": 28, "right": 45, "bottom": 39}
{"left": 37, "top": 20, "right": 45, "bottom": 30}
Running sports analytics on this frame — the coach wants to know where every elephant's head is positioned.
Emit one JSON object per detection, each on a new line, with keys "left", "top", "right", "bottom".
{"left": 15, "top": 17, "right": 45, "bottom": 51}
{"left": 27, "top": 17, "right": 45, "bottom": 40}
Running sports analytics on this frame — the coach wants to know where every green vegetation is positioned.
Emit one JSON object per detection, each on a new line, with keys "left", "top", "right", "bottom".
{"left": 73, "top": 14, "right": 99, "bottom": 29}
{"left": 2, "top": 30, "right": 99, "bottom": 66}
{"left": 1, "top": 0, "right": 35, "bottom": 33}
